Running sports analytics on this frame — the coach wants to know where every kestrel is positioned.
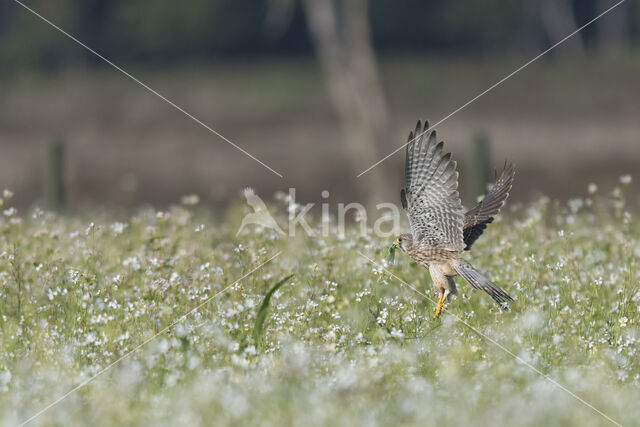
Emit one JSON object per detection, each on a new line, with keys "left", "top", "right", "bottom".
{"left": 393, "top": 120, "right": 515, "bottom": 318}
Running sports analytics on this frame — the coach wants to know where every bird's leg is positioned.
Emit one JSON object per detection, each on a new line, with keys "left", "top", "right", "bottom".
{"left": 433, "top": 291, "right": 445, "bottom": 319}
{"left": 434, "top": 289, "right": 452, "bottom": 319}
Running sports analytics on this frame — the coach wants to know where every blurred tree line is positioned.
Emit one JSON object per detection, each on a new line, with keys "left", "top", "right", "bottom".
{"left": 1, "top": 0, "right": 638, "bottom": 70}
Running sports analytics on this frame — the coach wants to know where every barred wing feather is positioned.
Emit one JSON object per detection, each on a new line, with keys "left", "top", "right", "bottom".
{"left": 463, "top": 163, "right": 515, "bottom": 250}
{"left": 402, "top": 120, "right": 465, "bottom": 252}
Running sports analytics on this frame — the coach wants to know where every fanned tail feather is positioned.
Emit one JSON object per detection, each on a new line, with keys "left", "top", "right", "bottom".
{"left": 453, "top": 258, "right": 513, "bottom": 307}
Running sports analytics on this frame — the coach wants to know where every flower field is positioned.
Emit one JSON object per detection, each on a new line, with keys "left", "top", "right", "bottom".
{"left": 0, "top": 183, "right": 638, "bottom": 426}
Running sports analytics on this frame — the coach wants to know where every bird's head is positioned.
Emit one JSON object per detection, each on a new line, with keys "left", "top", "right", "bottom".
{"left": 393, "top": 233, "right": 413, "bottom": 253}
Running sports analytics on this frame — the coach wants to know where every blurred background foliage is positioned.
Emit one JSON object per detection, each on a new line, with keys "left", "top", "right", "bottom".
{"left": 2, "top": 0, "right": 638, "bottom": 69}
{"left": 0, "top": 0, "right": 638, "bottom": 210}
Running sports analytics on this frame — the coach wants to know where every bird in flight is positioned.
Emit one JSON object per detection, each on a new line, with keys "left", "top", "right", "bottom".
{"left": 393, "top": 120, "right": 515, "bottom": 319}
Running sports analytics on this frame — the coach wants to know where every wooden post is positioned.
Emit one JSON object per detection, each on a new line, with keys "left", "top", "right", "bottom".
{"left": 467, "top": 132, "right": 491, "bottom": 205}
{"left": 44, "top": 140, "right": 65, "bottom": 211}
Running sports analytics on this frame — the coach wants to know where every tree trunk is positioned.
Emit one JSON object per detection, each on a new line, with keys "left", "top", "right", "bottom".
{"left": 596, "top": 0, "right": 629, "bottom": 57}
{"left": 302, "top": 0, "right": 395, "bottom": 206}
{"left": 263, "top": 0, "right": 296, "bottom": 40}
{"left": 518, "top": 0, "right": 543, "bottom": 54}
{"left": 539, "top": 0, "right": 585, "bottom": 56}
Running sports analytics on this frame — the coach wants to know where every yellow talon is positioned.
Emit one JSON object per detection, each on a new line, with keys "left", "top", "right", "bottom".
{"left": 433, "top": 294, "right": 445, "bottom": 319}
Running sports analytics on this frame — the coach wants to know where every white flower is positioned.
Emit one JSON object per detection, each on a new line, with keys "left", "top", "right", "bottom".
{"left": 0, "top": 370, "right": 11, "bottom": 392}
{"left": 123, "top": 257, "right": 141, "bottom": 270}
{"left": 2, "top": 189, "right": 13, "bottom": 199}
{"left": 170, "top": 271, "right": 180, "bottom": 284}
{"left": 619, "top": 316, "right": 628, "bottom": 327}
{"left": 85, "top": 222, "right": 95, "bottom": 235}
{"left": 110, "top": 222, "right": 126, "bottom": 235}
{"left": 68, "top": 269, "right": 81, "bottom": 284}
{"left": 588, "top": 183, "right": 598, "bottom": 194}
{"left": 83, "top": 332, "right": 97, "bottom": 345}
{"left": 619, "top": 175, "right": 632, "bottom": 185}
{"left": 390, "top": 328, "right": 404, "bottom": 339}
{"left": 175, "top": 323, "right": 188, "bottom": 338}
{"left": 231, "top": 354, "right": 249, "bottom": 368}
{"left": 568, "top": 198, "right": 583, "bottom": 213}
{"left": 181, "top": 194, "right": 200, "bottom": 206}
{"left": 377, "top": 308, "right": 388, "bottom": 326}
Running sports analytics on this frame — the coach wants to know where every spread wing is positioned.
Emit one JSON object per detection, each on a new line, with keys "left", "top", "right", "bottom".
{"left": 463, "top": 162, "right": 515, "bottom": 250}
{"left": 402, "top": 120, "right": 465, "bottom": 251}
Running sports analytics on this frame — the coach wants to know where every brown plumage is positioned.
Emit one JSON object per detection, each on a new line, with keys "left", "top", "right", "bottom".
{"left": 395, "top": 120, "right": 514, "bottom": 318}
{"left": 463, "top": 163, "right": 515, "bottom": 250}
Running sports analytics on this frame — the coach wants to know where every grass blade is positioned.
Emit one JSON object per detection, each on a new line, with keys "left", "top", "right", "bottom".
{"left": 252, "top": 274, "right": 294, "bottom": 348}
{"left": 386, "top": 244, "right": 396, "bottom": 264}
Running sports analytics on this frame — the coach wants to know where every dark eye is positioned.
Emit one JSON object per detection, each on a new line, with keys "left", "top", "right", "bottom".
{"left": 398, "top": 238, "right": 402, "bottom": 242}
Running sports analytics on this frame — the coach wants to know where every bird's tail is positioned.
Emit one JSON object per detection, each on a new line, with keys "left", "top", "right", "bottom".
{"left": 452, "top": 258, "right": 513, "bottom": 307}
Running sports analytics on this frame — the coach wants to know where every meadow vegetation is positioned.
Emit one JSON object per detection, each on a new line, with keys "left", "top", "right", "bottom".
{"left": 0, "top": 180, "right": 638, "bottom": 426}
